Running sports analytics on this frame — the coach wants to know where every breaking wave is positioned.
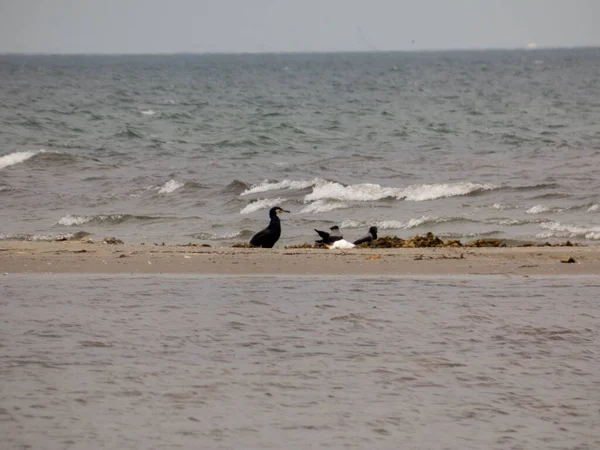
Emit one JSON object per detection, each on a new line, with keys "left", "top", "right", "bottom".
{"left": 241, "top": 178, "right": 496, "bottom": 204}
{"left": 305, "top": 181, "right": 496, "bottom": 202}
{"left": 526, "top": 204, "right": 551, "bottom": 214}
{"left": 491, "top": 203, "right": 518, "bottom": 210}
{"left": 299, "top": 200, "right": 350, "bottom": 214}
{"left": 56, "top": 214, "right": 162, "bottom": 226}
{"left": 537, "top": 221, "right": 600, "bottom": 240}
{"left": 589, "top": 204, "right": 599, "bottom": 212}
{"left": 485, "top": 218, "right": 546, "bottom": 226}
{"left": 157, "top": 179, "right": 185, "bottom": 194}
{"left": 0, "top": 150, "right": 46, "bottom": 170}
{"left": 340, "top": 216, "right": 473, "bottom": 230}
{"left": 240, "top": 198, "right": 286, "bottom": 215}
{"left": 241, "top": 178, "right": 321, "bottom": 196}
{"left": 0, "top": 231, "right": 91, "bottom": 241}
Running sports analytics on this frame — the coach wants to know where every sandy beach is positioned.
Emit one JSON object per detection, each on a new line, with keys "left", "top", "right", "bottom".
{"left": 1, "top": 240, "right": 599, "bottom": 275}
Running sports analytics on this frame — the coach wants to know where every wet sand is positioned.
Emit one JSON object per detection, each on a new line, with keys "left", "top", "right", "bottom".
{"left": 2, "top": 275, "right": 600, "bottom": 449}
{"left": 1, "top": 240, "right": 600, "bottom": 275}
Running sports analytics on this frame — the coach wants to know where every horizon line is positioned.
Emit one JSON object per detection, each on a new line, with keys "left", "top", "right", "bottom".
{"left": 1, "top": 44, "right": 599, "bottom": 57}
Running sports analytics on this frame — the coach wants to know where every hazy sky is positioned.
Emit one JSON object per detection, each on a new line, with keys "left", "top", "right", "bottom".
{"left": 1, "top": 0, "right": 599, "bottom": 54}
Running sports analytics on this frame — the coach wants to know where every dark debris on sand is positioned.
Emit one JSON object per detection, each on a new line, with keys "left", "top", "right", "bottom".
{"left": 257, "top": 232, "right": 582, "bottom": 250}
{"left": 356, "top": 232, "right": 581, "bottom": 248}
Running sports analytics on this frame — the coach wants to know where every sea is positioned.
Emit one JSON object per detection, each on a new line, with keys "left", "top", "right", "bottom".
{"left": 1, "top": 49, "right": 600, "bottom": 246}
{"left": 2, "top": 50, "right": 600, "bottom": 448}
{"left": 1, "top": 274, "right": 599, "bottom": 449}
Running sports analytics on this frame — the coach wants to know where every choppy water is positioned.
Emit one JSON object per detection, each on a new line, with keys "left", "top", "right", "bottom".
{"left": 1, "top": 50, "right": 600, "bottom": 245}
{"left": 1, "top": 275, "right": 599, "bottom": 449}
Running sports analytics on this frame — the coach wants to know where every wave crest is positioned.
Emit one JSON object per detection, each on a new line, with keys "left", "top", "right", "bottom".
{"left": 305, "top": 181, "right": 496, "bottom": 202}
{"left": 340, "top": 216, "right": 472, "bottom": 230}
{"left": 526, "top": 204, "right": 551, "bottom": 214}
{"left": 56, "top": 214, "right": 160, "bottom": 226}
{"left": 299, "top": 200, "right": 350, "bottom": 214}
{"left": 240, "top": 198, "right": 286, "bottom": 215}
{"left": 0, "top": 150, "right": 46, "bottom": 170}
{"left": 157, "top": 179, "right": 184, "bottom": 194}
{"left": 242, "top": 178, "right": 321, "bottom": 196}
{"left": 537, "top": 221, "right": 600, "bottom": 240}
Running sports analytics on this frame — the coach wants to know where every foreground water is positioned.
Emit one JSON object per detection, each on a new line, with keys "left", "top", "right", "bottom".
{"left": 1, "top": 275, "right": 599, "bottom": 449}
{"left": 1, "top": 49, "right": 600, "bottom": 246}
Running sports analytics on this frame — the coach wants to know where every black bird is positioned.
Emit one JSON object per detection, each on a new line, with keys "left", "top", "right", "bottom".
{"left": 353, "top": 226, "right": 378, "bottom": 245}
{"left": 249, "top": 206, "right": 290, "bottom": 248}
{"left": 314, "top": 225, "right": 343, "bottom": 245}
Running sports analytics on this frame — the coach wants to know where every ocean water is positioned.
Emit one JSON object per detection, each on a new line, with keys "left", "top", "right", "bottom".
{"left": 1, "top": 49, "right": 600, "bottom": 245}
{"left": 1, "top": 274, "right": 599, "bottom": 449}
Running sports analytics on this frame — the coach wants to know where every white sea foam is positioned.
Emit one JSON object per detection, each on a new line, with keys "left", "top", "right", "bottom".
{"left": 140, "top": 109, "right": 156, "bottom": 116}
{"left": 526, "top": 204, "right": 551, "bottom": 214}
{"left": 493, "top": 219, "right": 524, "bottom": 226}
{"left": 158, "top": 180, "right": 184, "bottom": 194}
{"left": 0, "top": 232, "right": 77, "bottom": 241}
{"left": 340, "top": 216, "right": 455, "bottom": 230}
{"left": 56, "top": 214, "right": 127, "bottom": 226}
{"left": 240, "top": 198, "right": 286, "bottom": 215}
{"left": 588, "top": 204, "right": 599, "bottom": 212}
{"left": 0, "top": 150, "right": 45, "bottom": 170}
{"left": 401, "top": 182, "right": 496, "bottom": 202}
{"left": 241, "top": 178, "right": 321, "bottom": 196}
{"left": 339, "top": 220, "right": 362, "bottom": 229}
{"left": 299, "top": 200, "right": 349, "bottom": 214}
{"left": 305, "top": 181, "right": 496, "bottom": 203}
{"left": 57, "top": 214, "right": 94, "bottom": 226}
{"left": 305, "top": 182, "right": 398, "bottom": 202}
{"left": 537, "top": 222, "right": 600, "bottom": 240}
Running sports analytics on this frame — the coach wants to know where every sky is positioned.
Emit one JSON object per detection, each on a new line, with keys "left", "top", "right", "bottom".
{"left": 1, "top": 0, "right": 599, "bottom": 54}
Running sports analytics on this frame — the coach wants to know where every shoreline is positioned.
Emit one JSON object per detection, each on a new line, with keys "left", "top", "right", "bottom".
{"left": 1, "top": 240, "right": 599, "bottom": 276}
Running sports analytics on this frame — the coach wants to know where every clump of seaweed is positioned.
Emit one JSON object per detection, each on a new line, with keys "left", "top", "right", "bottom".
{"left": 231, "top": 242, "right": 254, "bottom": 248}
{"left": 519, "top": 241, "right": 579, "bottom": 247}
{"left": 231, "top": 233, "right": 582, "bottom": 249}
{"left": 465, "top": 239, "right": 505, "bottom": 248}
{"left": 284, "top": 243, "right": 320, "bottom": 249}
{"left": 357, "top": 232, "right": 582, "bottom": 249}
{"left": 357, "top": 232, "right": 463, "bottom": 248}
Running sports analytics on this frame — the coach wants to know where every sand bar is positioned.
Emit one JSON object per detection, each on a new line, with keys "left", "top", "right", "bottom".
{"left": 1, "top": 241, "right": 599, "bottom": 275}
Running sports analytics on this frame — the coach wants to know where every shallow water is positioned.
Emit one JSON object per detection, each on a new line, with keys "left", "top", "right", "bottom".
{"left": 1, "top": 274, "right": 599, "bottom": 449}
{"left": 1, "top": 49, "right": 600, "bottom": 245}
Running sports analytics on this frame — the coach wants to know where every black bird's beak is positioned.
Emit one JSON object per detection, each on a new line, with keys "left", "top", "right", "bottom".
{"left": 277, "top": 209, "right": 290, "bottom": 214}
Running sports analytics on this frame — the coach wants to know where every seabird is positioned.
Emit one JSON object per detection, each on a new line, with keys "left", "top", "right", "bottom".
{"left": 326, "top": 239, "right": 356, "bottom": 249}
{"left": 353, "top": 226, "right": 378, "bottom": 245}
{"left": 249, "top": 206, "right": 290, "bottom": 248}
{"left": 314, "top": 225, "right": 343, "bottom": 245}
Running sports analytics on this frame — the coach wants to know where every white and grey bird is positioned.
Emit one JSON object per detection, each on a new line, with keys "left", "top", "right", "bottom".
{"left": 314, "top": 225, "right": 343, "bottom": 245}
{"left": 353, "top": 226, "right": 378, "bottom": 246}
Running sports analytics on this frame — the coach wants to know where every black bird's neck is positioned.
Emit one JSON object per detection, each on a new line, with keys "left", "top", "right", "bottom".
{"left": 268, "top": 214, "right": 281, "bottom": 230}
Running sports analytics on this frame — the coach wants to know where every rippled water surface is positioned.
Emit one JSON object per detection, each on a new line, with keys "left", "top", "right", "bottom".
{"left": 1, "top": 50, "right": 600, "bottom": 245}
{"left": 1, "top": 275, "right": 599, "bottom": 449}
